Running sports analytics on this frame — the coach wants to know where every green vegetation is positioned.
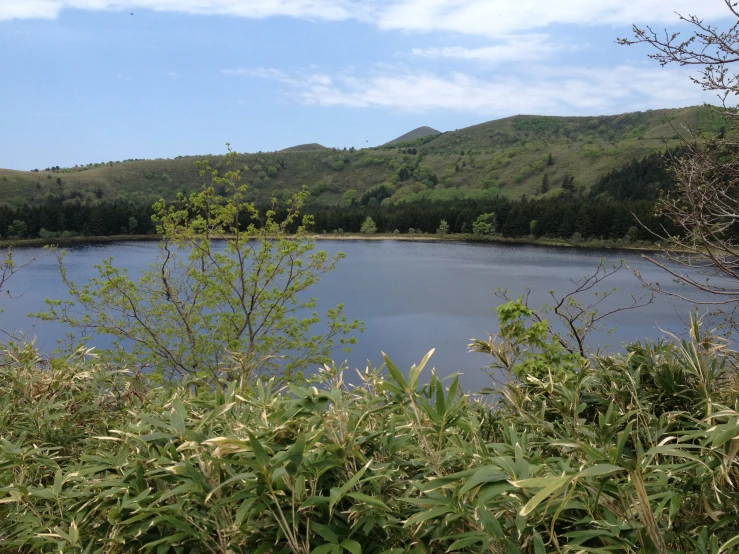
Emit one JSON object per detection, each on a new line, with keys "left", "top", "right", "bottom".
{"left": 0, "top": 106, "right": 723, "bottom": 212}
{"left": 0, "top": 150, "right": 678, "bottom": 244}
{"left": 360, "top": 216, "right": 377, "bottom": 234}
{"left": 1, "top": 299, "right": 738, "bottom": 552}
{"left": 383, "top": 126, "right": 441, "bottom": 146}
{"left": 4, "top": 7, "right": 739, "bottom": 548}
{"left": 37, "top": 151, "right": 361, "bottom": 384}
{"left": 0, "top": 135, "right": 738, "bottom": 552}
{"left": 0, "top": 106, "right": 728, "bottom": 247}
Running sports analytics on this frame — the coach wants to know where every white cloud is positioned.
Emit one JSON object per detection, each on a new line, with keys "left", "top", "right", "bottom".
{"left": 373, "top": 0, "right": 732, "bottom": 37}
{"left": 1, "top": 0, "right": 733, "bottom": 35}
{"left": 0, "top": 0, "right": 358, "bottom": 22}
{"left": 246, "top": 64, "right": 714, "bottom": 115}
{"left": 410, "top": 35, "right": 563, "bottom": 63}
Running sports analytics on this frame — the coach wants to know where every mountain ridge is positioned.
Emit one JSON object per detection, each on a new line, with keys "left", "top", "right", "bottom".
{"left": 0, "top": 105, "right": 724, "bottom": 209}
{"left": 384, "top": 126, "right": 441, "bottom": 146}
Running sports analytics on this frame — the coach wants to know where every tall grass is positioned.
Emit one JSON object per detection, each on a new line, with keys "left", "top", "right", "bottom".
{"left": 0, "top": 316, "right": 738, "bottom": 553}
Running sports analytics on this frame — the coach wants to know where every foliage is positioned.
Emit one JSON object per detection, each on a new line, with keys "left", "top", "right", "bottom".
{"left": 621, "top": 1, "right": 739, "bottom": 331}
{"left": 472, "top": 212, "right": 496, "bottom": 236}
{"left": 37, "top": 148, "right": 362, "bottom": 384}
{"left": 0, "top": 106, "right": 721, "bottom": 213}
{"left": 6, "top": 219, "right": 27, "bottom": 238}
{"left": 360, "top": 216, "right": 377, "bottom": 234}
{"left": 1, "top": 310, "right": 738, "bottom": 553}
{"left": 436, "top": 219, "right": 449, "bottom": 235}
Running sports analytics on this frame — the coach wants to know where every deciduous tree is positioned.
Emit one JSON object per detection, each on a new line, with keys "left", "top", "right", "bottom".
{"left": 621, "top": 1, "right": 739, "bottom": 328}
{"left": 39, "top": 147, "right": 362, "bottom": 385}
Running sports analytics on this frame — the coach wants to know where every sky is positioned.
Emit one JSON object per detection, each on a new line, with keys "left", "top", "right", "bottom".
{"left": 0, "top": 0, "right": 731, "bottom": 170}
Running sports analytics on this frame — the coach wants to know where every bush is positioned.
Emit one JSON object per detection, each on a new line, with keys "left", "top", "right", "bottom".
{"left": 1, "top": 310, "right": 738, "bottom": 553}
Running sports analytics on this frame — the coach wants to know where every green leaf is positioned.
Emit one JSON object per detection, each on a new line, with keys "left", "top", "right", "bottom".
{"left": 476, "top": 507, "right": 504, "bottom": 539}
{"left": 382, "top": 352, "right": 407, "bottom": 390}
{"left": 459, "top": 467, "right": 509, "bottom": 494}
{"left": 159, "top": 483, "right": 195, "bottom": 503}
{"left": 311, "top": 545, "right": 336, "bottom": 554}
{"left": 404, "top": 505, "right": 455, "bottom": 527}
{"left": 311, "top": 522, "right": 339, "bottom": 544}
{"left": 518, "top": 476, "right": 572, "bottom": 516}
{"left": 448, "top": 535, "right": 484, "bottom": 551}
{"left": 248, "top": 431, "right": 270, "bottom": 469}
{"left": 710, "top": 424, "right": 739, "bottom": 448}
{"left": 330, "top": 459, "right": 372, "bottom": 512}
{"left": 341, "top": 539, "right": 362, "bottom": 554}
{"left": 533, "top": 532, "right": 546, "bottom": 554}
{"left": 719, "top": 534, "right": 739, "bottom": 554}
{"left": 576, "top": 464, "right": 624, "bottom": 478}
{"left": 199, "top": 402, "right": 236, "bottom": 427}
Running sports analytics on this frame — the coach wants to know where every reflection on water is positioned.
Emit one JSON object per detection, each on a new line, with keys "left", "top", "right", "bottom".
{"left": 4, "top": 240, "right": 716, "bottom": 391}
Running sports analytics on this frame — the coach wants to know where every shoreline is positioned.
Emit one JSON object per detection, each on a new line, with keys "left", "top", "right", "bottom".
{"left": 307, "top": 233, "right": 662, "bottom": 252}
{"left": 0, "top": 234, "right": 161, "bottom": 249}
{"left": 0, "top": 232, "right": 662, "bottom": 253}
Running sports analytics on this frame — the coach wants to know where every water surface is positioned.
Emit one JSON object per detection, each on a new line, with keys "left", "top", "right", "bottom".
{"left": 4, "top": 240, "right": 712, "bottom": 391}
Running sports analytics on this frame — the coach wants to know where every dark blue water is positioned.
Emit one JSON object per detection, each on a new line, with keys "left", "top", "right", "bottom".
{"left": 2, "top": 240, "right": 715, "bottom": 391}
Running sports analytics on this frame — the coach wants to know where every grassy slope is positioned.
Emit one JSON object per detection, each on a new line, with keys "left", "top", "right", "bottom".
{"left": 0, "top": 105, "right": 724, "bottom": 209}
{"left": 278, "top": 143, "right": 328, "bottom": 152}
{"left": 384, "top": 126, "right": 441, "bottom": 145}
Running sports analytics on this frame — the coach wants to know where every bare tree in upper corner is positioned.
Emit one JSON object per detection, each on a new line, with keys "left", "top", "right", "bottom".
{"left": 619, "top": 1, "right": 739, "bottom": 333}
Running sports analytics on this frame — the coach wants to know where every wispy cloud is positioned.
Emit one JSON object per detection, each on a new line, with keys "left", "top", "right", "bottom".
{"left": 410, "top": 35, "right": 564, "bottom": 64}
{"left": 374, "top": 0, "right": 732, "bottom": 36}
{"left": 223, "top": 68, "right": 294, "bottom": 82}
{"left": 1, "top": 0, "right": 731, "bottom": 35}
{"left": 0, "top": 0, "right": 359, "bottom": 22}
{"left": 246, "top": 64, "right": 713, "bottom": 115}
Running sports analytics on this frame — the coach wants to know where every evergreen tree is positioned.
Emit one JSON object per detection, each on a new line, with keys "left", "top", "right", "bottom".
{"left": 360, "top": 216, "right": 377, "bottom": 234}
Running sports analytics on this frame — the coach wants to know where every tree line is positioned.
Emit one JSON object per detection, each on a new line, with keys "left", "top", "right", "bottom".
{"left": 0, "top": 201, "right": 156, "bottom": 239}
{"left": 0, "top": 146, "right": 722, "bottom": 244}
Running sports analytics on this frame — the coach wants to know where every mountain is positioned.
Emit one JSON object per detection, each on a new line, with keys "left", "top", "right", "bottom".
{"left": 384, "top": 126, "right": 441, "bottom": 145}
{"left": 279, "top": 143, "right": 327, "bottom": 152}
{"left": 0, "top": 106, "right": 724, "bottom": 209}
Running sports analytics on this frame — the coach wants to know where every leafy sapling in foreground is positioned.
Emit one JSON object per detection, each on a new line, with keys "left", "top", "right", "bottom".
{"left": 38, "top": 146, "right": 362, "bottom": 385}
{"left": 473, "top": 260, "right": 653, "bottom": 369}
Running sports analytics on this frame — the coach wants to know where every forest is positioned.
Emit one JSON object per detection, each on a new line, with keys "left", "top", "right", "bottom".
{"left": 0, "top": 149, "right": 685, "bottom": 244}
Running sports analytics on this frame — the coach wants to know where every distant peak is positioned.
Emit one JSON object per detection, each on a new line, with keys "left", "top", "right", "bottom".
{"left": 278, "top": 143, "right": 327, "bottom": 152}
{"left": 385, "top": 126, "right": 441, "bottom": 146}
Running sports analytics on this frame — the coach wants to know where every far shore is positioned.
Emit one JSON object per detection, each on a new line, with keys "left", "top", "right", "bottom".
{"left": 0, "top": 232, "right": 662, "bottom": 253}
{"left": 308, "top": 232, "right": 662, "bottom": 252}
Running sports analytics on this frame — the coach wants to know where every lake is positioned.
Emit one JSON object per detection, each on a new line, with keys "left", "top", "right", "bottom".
{"left": 2, "top": 239, "right": 714, "bottom": 391}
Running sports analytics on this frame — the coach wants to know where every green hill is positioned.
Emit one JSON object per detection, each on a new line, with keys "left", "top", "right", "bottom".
{"left": 0, "top": 106, "right": 724, "bottom": 209}
{"left": 384, "top": 126, "right": 441, "bottom": 145}
{"left": 278, "top": 143, "right": 327, "bottom": 152}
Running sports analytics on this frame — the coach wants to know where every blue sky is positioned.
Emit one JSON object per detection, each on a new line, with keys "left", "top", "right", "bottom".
{"left": 0, "top": 0, "right": 730, "bottom": 170}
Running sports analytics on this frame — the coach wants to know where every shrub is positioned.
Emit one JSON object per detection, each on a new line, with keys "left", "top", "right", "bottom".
{"left": 0, "top": 311, "right": 737, "bottom": 552}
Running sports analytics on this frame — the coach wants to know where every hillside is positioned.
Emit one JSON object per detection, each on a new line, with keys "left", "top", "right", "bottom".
{"left": 0, "top": 106, "right": 725, "bottom": 209}
{"left": 278, "top": 143, "right": 327, "bottom": 152}
{"left": 384, "top": 126, "right": 441, "bottom": 145}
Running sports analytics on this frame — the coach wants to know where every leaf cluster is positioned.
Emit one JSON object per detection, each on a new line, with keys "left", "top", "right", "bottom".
{"left": 1, "top": 314, "right": 738, "bottom": 553}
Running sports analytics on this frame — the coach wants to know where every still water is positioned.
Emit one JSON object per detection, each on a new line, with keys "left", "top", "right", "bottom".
{"left": 3, "top": 240, "right": 713, "bottom": 391}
